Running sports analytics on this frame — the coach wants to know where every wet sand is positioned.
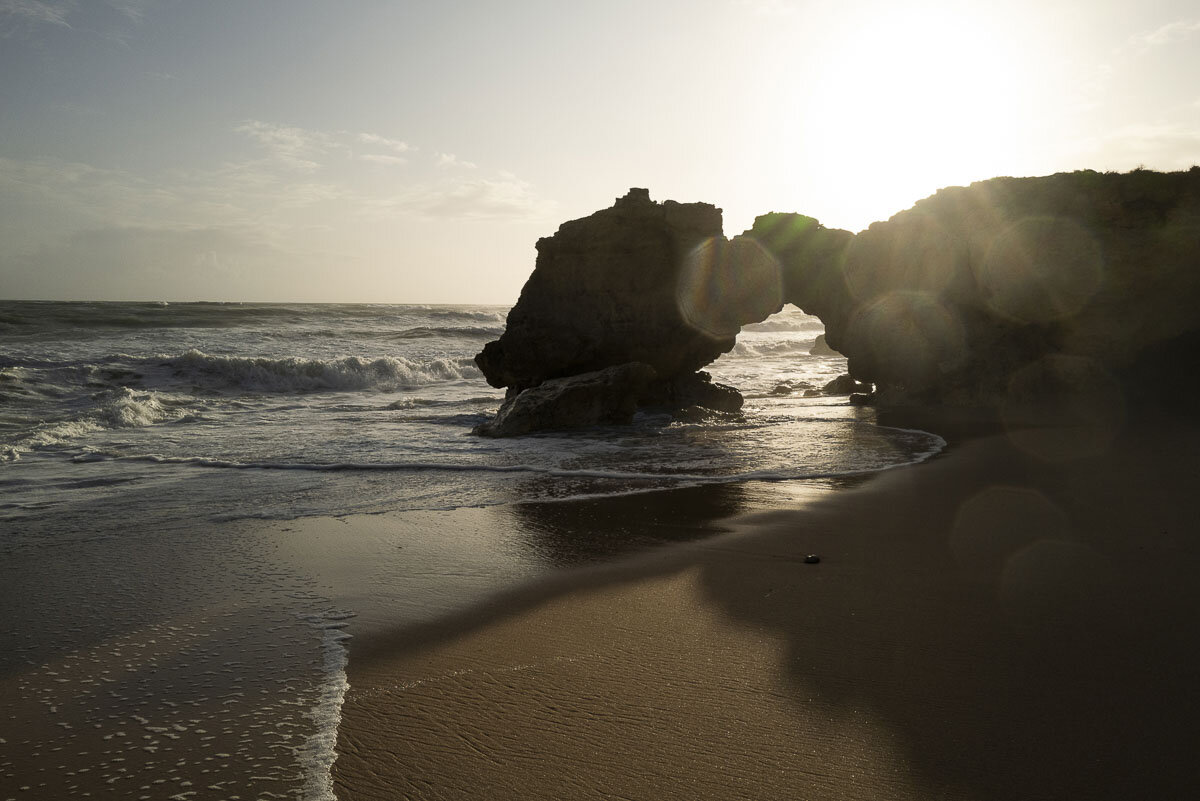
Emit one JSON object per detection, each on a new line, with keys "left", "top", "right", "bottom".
{"left": 0, "top": 473, "right": 822, "bottom": 799}
{"left": 333, "top": 420, "right": 1200, "bottom": 800}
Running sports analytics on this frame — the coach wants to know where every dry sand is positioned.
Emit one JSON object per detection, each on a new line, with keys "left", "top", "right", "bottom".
{"left": 334, "top": 420, "right": 1200, "bottom": 800}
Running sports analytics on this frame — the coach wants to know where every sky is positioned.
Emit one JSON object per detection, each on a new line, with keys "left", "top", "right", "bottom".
{"left": 1, "top": 0, "right": 1198, "bottom": 304}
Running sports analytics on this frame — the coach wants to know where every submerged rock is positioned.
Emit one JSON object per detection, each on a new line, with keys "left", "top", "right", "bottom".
{"left": 822, "top": 374, "right": 872, "bottom": 396}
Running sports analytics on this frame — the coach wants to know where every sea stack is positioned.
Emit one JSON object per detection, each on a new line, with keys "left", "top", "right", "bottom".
{"left": 474, "top": 188, "right": 776, "bottom": 435}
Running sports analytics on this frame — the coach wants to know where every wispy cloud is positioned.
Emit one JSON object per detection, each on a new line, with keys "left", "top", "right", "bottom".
{"left": 1138, "top": 18, "right": 1200, "bottom": 48}
{"left": 105, "top": 0, "right": 154, "bottom": 23}
{"left": 0, "top": 121, "right": 554, "bottom": 299}
{"left": 436, "top": 152, "right": 477, "bottom": 169}
{"left": 2, "top": 120, "right": 555, "bottom": 235}
{"left": 0, "top": 0, "right": 72, "bottom": 33}
{"left": 237, "top": 120, "right": 338, "bottom": 172}
{"left": 383, "top": 176, "right": 554, "bottom": 221}
{"left": 358, "top": 132, "right": 412, "bottom": 154}
{"left": 1, "top": 0, "right": 158, "bottom": 39}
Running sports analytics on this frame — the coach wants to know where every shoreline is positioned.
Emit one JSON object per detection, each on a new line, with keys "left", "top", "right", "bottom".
{"left": 332, "top": 417, "right": 1200, "bottom": 800}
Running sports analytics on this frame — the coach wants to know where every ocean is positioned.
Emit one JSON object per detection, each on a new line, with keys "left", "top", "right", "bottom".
{"left": 0, "top": 300, "right": 944, "bottom": 799}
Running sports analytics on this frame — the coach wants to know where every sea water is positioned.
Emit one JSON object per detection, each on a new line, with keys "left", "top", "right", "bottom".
{"left": 0, "top": 301, "right": 940, "bottom": 525}
{"left": 0, "top": 300, "right": 943, "bottom": 799}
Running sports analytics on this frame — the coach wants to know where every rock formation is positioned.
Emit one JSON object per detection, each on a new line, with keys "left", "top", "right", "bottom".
{"left": 475, "top": 362, "right": 658, "bottom": 437}
{"left": 476, "top": 169, "right": 1200, "bottom": 436}
{"left": 475, "top": 189, "right": 768, "bottom": 435}
{"left": 747, "top": 168, "right": 1200, "bottom": 418}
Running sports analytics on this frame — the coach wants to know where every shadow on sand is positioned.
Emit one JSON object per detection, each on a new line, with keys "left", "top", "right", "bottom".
{"left": 339, "top": 419, "right": 1200, "bottom": 800}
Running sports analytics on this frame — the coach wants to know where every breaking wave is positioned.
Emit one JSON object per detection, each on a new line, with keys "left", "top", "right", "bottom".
{"left": 0, "top": 300, "right": 511, "bottom": 333}
{"left": 2, "top": 388, "right": 185, "bottom": 461}
{"left": 740, "top": 317, "right": 825, "bottom": 333}
{"left": 729, "top": 339, "right": 818, "bottom": 358}
{"left": 393, "top": 325, "right": 504, "bottom": 340}
{"left": 163, "top": 351, "right": 481, "bottom": 393}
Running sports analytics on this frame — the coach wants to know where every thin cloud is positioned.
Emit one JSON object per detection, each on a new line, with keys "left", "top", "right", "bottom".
{"left": 388, "top": 177, "right": 555, "bottom": 221}
{"left": 237, "top": 120, "right": 336, "bottom": 172}
{"left": 358, "top": 132, "right": 413, "bottom": 154}
{"left": 105, "top": 0, "right": 154, "bottom": 23}
{"left": 1, "top": 0, "right": 157, "bottom": 39}
{"left": 0, "top": 0, "right": 72, "bottom": 31}
{"left": 1139, "top": 18, "right": 1200, "bottom": 48}
{"left": 436, "top": 152, "right": 478, "bottom": 169}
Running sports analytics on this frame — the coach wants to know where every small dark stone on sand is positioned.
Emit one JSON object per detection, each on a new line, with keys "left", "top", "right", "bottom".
{"left": 804, "top": 554, "right": 821, "bottom": 564}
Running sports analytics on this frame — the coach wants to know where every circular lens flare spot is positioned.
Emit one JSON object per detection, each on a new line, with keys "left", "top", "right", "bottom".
{"left": 677, "top": 237, "right": 783, "bottom": 339}
{"left": 845, "top": 291, "right": 967, "bottom": 391}
{"left": 979, "top": 217, "right": 1105, "bottom": 324}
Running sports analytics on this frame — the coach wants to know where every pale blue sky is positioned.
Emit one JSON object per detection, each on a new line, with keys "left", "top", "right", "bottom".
{"left": 2, "top": 0, "right": 1198, "bottom": 302}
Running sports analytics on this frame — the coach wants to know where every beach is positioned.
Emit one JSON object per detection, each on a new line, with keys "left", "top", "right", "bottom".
{"left": 4, "top": 301, "right": 1198, "bottom": 799}
{"left": 333, "top": 419, "right": 1200, "bottom": 800}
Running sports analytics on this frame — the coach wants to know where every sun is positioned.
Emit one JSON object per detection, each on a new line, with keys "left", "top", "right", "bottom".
{"left": 761, "top": 4, "right": 1042, "bottom": 230}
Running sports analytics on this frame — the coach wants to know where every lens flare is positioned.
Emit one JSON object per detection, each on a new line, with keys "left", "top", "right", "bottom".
{"left": 978, "top": 217, "right": 1105, "bottom": 324}
{"left": 843, "top": 213, "right": 966, "bottom": 301}
{"left": 1001, "top": 354, "right": 1126, "bottom": 461}
{"left": 677, "top": 237, "right": 783, "bottom": 339}
{"left": 950, "top": 486, "right": 1069, "bottom": 571}
{"left": 844, "top": 291, "right": 967, "bottom": 391}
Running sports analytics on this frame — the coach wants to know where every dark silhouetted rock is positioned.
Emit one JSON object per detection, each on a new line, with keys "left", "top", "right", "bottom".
{"left": 474, "top": 362, "right": 657, "bottom": 437}
{"left": 822, "top": 374, "right": 872, "bottom": 395}
{"left": 477, "top": 169, "right": 1200, "bottom": 437}
{"left": 810, "top": 333, "right": 841, "bottom": 356}
{"left": 475, "top": 189, "right": 776, "bottom": 433}
{"left": 641, "top": 371, "right": 744, "bottom": 413}
{"left": 746, "top": 168, "right": 1200, "bottom": 417}
{"left": 476, "top": 188, "right": 758, "bottom": 393}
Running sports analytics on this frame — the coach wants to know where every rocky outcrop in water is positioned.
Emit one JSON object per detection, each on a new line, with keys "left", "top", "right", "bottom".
{"left": 475, "top": 189, "right": 762, "bottom": 434}
{"left": 477, "top": 188, "right": 783, "bottom": 390}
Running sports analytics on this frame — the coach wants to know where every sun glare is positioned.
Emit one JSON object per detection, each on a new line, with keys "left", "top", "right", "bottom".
{"left": 766, "top": 5, "right": 1040, "bottom": 230}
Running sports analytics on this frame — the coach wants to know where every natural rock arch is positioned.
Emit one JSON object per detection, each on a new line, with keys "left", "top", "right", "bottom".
{"left": 476, "top": 171, "right": 1200, "bottom": 435}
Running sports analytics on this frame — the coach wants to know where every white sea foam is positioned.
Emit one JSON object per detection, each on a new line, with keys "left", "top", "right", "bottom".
{"left": 294, "top": 610, "right": 355, "bottom": 801}
{"left": 167, "top": 350, "right": 480, "bottom": 392}
{"left": 740, "top": 317, "right": 826, "bottom": 333}
{"left": 73, "top": 426, "right": 946, "bottom": 485}
{"left": 730, "top": 339, "right": 819, "bottom": 358}
{"left": 3, "top": 388, "right": 182, "bottom": 458}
